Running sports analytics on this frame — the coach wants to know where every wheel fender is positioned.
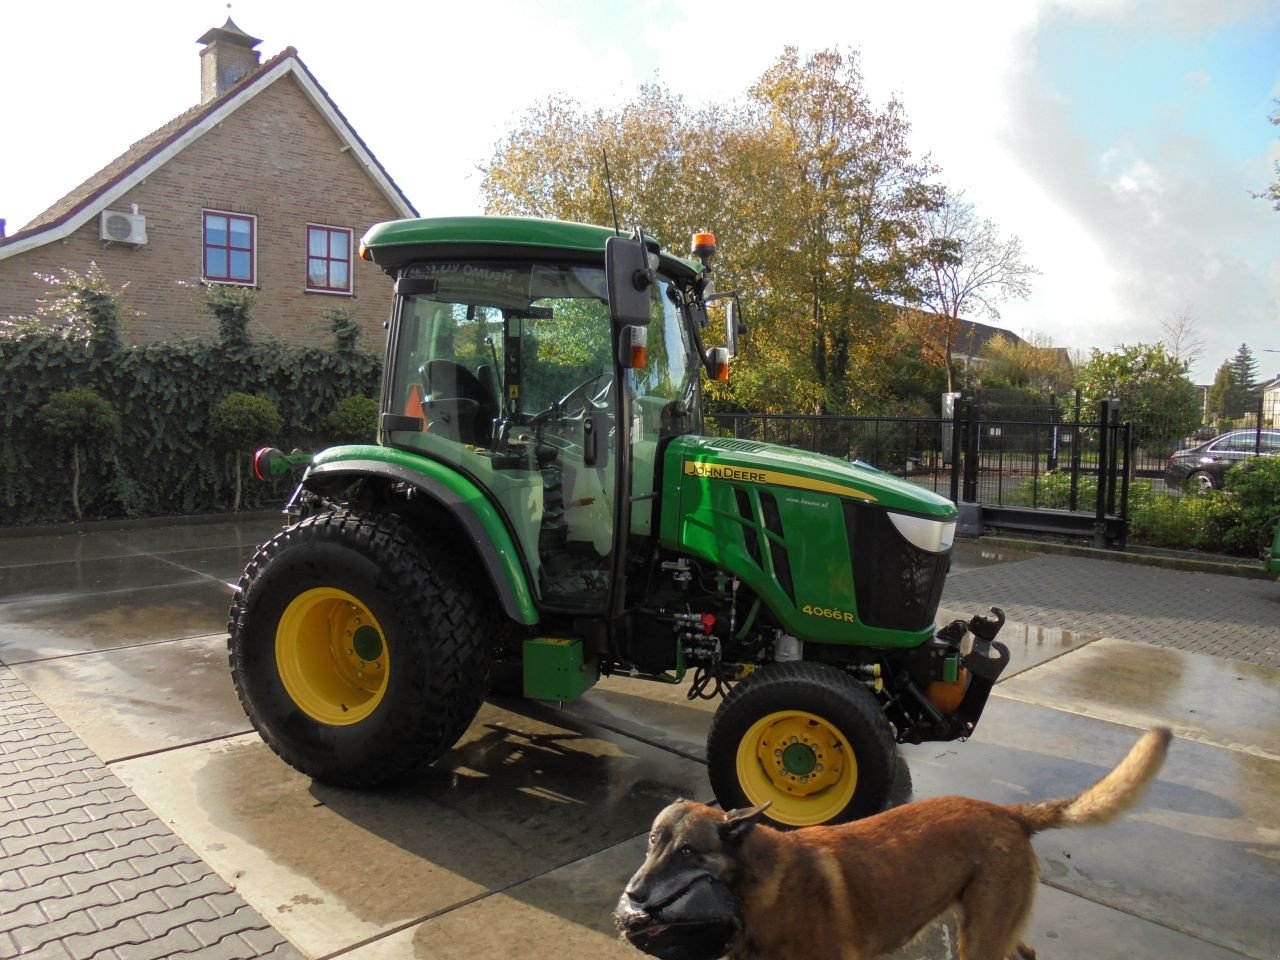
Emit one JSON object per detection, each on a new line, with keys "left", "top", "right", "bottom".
{"left": 303, "top": 458, "right": 538, "bottom": 625}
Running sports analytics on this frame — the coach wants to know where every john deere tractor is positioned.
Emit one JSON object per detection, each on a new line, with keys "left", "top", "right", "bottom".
{"left": 228, "top": 216, "right": 1008, "bottom": 827}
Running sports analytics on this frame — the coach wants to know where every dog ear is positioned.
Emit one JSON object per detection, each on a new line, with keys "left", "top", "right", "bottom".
{"left": 720, "top": 802, "right": 771, "bottom": 842}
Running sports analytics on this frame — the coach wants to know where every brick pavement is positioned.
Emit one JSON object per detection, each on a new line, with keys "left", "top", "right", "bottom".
{"left": 944, "top": 549, "right": 1280, "bottom": 668}
{"left": 0, "top": 666, "right": 302, "bottom": 960}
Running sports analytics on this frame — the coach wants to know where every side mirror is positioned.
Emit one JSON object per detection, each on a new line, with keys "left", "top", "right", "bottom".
{"left": 606, "top": 234, "right": 653, "bottom": 326}
{"left": 725, "top": 298, "right": 746, "bottom": 359}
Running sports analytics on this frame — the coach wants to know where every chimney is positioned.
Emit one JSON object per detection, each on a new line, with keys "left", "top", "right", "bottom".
{"left": 196, "top": 17, "right": 262, "bottom": 104}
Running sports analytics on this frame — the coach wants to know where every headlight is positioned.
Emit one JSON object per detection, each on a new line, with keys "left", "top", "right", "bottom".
{"left": 887, "top": 512, "right": 956, "bottom": 553}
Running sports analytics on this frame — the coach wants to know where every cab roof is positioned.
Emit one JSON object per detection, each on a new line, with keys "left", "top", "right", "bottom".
{"left": 359, "top": 215, "right": 703, "bottom": 278}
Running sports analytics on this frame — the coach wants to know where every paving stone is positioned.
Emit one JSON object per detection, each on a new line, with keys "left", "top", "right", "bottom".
{"left": 88, "top": 890, "right": 170, "bottom": 931}
{"left": 2, "top": 940, "right": 74, "bottom": 960}
{"left": 944, "top": 549, "right": 1280, "bottom": 668}
{"left": 110, "top": 927, "right": 201, "bottom": 960}
{"left": 0, "top": 874, "right": 71, "bottom": 916}
{"left": 63, "top": 917, "right": 150, "bottom": 960}
{"left": 0, "top": 666, "right": 308, "bottom": 960}
{"left": 8, "top": 909, "right": 95, "bottom": 955}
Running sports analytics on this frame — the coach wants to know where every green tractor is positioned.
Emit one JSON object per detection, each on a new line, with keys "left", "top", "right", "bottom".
{"left": 228, "top": 216, "right": 1009, "bottom": 828}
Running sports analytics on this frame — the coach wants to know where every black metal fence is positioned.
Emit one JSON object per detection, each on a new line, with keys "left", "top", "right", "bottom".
{"left": 705, "top": 391, "right": 1277, "bottom": 553}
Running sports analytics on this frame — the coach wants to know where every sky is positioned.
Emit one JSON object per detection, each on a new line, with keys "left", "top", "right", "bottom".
{"left": 2, "top": 0, "right": 1277, "bottom": 384}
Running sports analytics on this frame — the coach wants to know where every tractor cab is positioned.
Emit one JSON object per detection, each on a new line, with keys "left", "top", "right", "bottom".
{"left": 361, "top": 218, "right": 729, "bottom": 617}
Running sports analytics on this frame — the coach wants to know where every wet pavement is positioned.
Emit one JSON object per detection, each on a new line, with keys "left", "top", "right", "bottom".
{"left": 1, "top": 518, "right": 1277, "bottom": 959}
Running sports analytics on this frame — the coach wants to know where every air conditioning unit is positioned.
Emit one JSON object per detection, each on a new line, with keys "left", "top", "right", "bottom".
{"left": 99, "top": 210, "right": 147, "bottom": 245}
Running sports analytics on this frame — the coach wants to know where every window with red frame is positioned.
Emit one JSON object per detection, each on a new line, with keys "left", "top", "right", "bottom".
{"left": 203, "top": 211, "right": 255, "bottom": 284}
{"left": 306, "top": 225, "right": 353, "bottom": 294}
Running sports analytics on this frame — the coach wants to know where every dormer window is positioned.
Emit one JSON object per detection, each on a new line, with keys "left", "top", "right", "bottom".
{"left": 203, "top": 210, "right": 256, "bottom": 285}
{"left": 306, "top": 224, "right": 353, "bottom": 294}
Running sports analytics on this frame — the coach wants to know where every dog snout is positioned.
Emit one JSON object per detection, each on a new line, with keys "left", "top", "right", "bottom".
{"left": 614, "top": 890, "right": 650, "bottom": 930}
{"left": 624, "top": 873, "right": 651, "bottom": 904}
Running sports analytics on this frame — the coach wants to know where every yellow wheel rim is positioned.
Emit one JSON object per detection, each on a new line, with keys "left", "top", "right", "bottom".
{"left": 736, "top": 709, "right": 857, "bottom": 826}
{"left": 276, "top": 587, "right": 389, "bottom": 725}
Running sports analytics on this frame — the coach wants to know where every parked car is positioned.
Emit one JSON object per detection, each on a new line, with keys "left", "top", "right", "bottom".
{"left": 1164, "top": 429, "right": 1280, "bottom": 490}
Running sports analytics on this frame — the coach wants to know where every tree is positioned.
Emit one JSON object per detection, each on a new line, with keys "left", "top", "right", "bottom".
{"left": 736, "top": 47, "right": 942, "bottom": 413}
{"left": 1159, "top": 312, "right": 1205, "bottom": 371}
{"left": 37, "top": 388, "right": 121, "bottom": 520}
{"left": 211, "top": 393, "right": 282, "bottom": 511}
{"left": 480, "top": 47, "right": 943, "bottom": 414}
{"left": 979, "top": 333, "right": 1073, "bottom": 394}
{"left": 912, "top": 192, "right": 1038, "bottom": 391}
{"left": 1076, "top": 343, "right": 1201, "bottom": 449}
{"left": 1230, "top": 343, "right": 1259, "bottom": 392}
{"left": 1205, "top": 360, "right": 1242, "bottom": 422}
{"left": 1258, "top": 100, "right": 1279, "bottom": 211}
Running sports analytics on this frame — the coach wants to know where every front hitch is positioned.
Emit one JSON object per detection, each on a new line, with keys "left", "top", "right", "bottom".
{"left": 894, "top": 607, "right": 1010, "bottom": 744}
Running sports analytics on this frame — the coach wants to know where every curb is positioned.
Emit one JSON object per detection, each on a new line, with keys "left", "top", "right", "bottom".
{"left": 979, "top": 535, "right": 1275, "bottom": 581}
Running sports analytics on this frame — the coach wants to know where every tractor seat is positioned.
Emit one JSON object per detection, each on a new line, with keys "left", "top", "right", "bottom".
{"left": 420, "top": 359, "right": 500, "bottom": 446}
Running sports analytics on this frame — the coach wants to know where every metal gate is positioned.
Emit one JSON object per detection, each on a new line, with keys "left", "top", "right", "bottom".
{"left": 949, "top": 397, "right": 1130, "bottom": 548}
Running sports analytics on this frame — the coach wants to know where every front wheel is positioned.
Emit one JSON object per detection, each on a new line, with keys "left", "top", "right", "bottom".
{"left": 227, "top": 511, "right": 492, "bottom": 787}
{"left": 706, "top": 662, "right": 896, "bottom": 828}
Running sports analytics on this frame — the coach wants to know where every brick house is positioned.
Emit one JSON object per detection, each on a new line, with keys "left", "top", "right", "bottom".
{"left": 0, "top": 19, "right": 415, "bottom": 344}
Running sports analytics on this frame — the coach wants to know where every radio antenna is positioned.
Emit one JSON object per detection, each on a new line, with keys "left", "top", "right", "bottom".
{"left": 602, "top": 150, "right": 621, "bottom": 235}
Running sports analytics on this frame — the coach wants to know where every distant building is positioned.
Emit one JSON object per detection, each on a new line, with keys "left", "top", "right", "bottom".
{"left": 0, "top": 18, "right": 415, "bottom": 344}
{"left": 1258, "top": 373, "right": 1280, "bottom": 426}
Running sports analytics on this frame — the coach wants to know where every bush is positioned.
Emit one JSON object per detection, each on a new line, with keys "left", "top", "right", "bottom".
{"left": 37, "top": 387, "right": 122, "bottom": 520}
{"left": 1218, "top": 456, "right": 1280, "bottom": 554}
{"left": 211, "top": 393, "right": 283, "bottom": 451}
{"left": 325, "top": 396, "right": 378, "bottom": 443}
{"left": 211, "top": 393, "right": 283, "bottom": 512}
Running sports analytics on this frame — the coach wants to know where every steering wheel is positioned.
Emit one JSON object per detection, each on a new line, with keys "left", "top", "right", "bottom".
{"left": 533, "top": 373, "right": 615, "bottom": 425}
{"left": 525, "top": 373, "right": 615, "bottom": 461}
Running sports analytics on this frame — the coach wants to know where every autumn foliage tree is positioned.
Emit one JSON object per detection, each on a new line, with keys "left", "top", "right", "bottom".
{"left": 481, "top": 47, "right": 956, "bottom": 414}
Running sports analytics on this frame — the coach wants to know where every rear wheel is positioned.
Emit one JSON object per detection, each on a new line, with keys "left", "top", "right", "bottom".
{"left": 1189, "top": 470, "right": 1217, "bottom": 491}
{"left": 706, "top": 662, "right": 896, "bottom": 828}
{"left": 228, "top": 511, "right": 491, "bottom": 787}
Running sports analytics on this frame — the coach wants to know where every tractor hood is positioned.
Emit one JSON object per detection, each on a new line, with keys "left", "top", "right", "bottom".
{"left": 660, "top": 435, "right": 957, "bottom": 646}
{"left": 666, "top": 436, "right": 957, "bottom": 518}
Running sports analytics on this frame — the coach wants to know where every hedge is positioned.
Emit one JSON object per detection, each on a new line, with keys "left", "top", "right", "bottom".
{"left": 0, "top": 265, "right": 382, "bottom": 525}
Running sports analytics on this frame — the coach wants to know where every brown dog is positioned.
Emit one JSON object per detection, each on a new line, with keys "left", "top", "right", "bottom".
{"left": 618, "top": 726, "right": 1171, "bottom": 960}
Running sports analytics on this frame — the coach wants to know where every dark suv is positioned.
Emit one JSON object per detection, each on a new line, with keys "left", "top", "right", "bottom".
{"left": 1164, "top": 429, "right": 1280, "bottom": 490}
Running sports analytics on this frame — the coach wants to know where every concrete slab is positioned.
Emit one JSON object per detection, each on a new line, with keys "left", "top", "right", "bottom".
{"left": 112, "top": 703, "right": 711, "bottom": 958}
{"left": 11, "top": 633, "right": 249, "bottom": 761}
{"left": 0, "top": 544, "right": 252, "bottom": 600}
{"left": 0, "top": 578, "right": 234, "bottom": 661}
{"left": 997, "top": 636, "right": 1280, "bottom": 760}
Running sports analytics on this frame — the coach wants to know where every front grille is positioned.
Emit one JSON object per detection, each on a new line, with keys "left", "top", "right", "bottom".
{"left": 843, "top": 501, "right": 947, "bottom": 631}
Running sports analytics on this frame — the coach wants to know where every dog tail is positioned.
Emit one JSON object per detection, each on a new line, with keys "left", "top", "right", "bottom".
{"left": 1014, "top": 727, "right": 1171, "bottom": 834}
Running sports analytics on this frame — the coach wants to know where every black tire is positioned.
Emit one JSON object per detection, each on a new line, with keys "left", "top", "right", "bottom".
{"left": 1189, "top": 470, "right": 1217, "bottom": 491}
{"left": 227, "top": 511, "right": 492, "bottom": 787}
{"left": 706, "top": 661, "right": 896, "bottom": 828}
